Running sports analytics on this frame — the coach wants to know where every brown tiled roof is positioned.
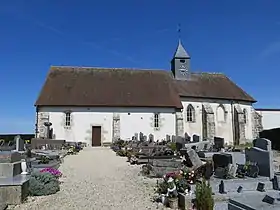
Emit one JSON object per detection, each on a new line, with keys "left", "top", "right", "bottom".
{"left": 35, "top": 66, "right": 183, "bottom": 108}
{"left": 35, "top": 67, "right": 256, "bottom": 107}
{"left": 175, "top": 73, "right": 256, "bottom": 102}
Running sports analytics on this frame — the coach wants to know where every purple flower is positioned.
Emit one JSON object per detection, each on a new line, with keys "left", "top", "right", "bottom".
{"left": 40, "top": 167, "right": 62, "bottom": 178}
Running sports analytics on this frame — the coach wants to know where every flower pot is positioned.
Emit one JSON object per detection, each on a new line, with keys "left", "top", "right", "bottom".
{"left": 168, "top": 197, "right": 178, "bottom": 209}
{"left": 21, "top": 159, "right": 28, "bottom": 175}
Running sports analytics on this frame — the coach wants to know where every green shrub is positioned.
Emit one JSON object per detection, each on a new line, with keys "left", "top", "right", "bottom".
{"left": 168, "top": 142, "right": 177, "bottom": 151}
{"left": 195, "top": 178, "right": 214, "bottom": 210}
{"left": 29, "top": 172, "right": 60, "bottom": 196}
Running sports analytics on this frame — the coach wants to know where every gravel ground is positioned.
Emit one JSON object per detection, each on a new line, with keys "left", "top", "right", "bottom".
{"left": 10, "top": 147, "right": 158, "bottom": 210}
{"left": 9, "top": 147, "right": 230, "bottom": 210}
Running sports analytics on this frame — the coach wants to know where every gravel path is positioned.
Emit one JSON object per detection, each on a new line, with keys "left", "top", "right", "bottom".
{"left": 11, "top": 147, "right": 158, "bottom": 210}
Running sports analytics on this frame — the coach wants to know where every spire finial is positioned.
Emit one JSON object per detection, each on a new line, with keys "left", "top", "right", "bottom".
{"left": 177, "top": 23, "right": 181, "bottom": 40}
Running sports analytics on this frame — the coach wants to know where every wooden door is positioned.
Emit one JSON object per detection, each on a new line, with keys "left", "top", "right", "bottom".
{"left": 92, "top": 126, "right": 101, "bottom": 146}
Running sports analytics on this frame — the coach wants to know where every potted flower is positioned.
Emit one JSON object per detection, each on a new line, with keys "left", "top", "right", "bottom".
{"left": 166, "top": 177, "right": 178, "bottom": 209}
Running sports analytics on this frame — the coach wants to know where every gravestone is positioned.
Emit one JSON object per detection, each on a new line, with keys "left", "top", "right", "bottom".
{"left": 15, "top": 135, "right": 24, "bottom": 152}
{"left": 192, "top": 134, "right": 200, "bottom": 143}
{"left": 186, "top": 149, "right": 203, "bottom": 169}
{"left": 134, "top": 133, "right": 138, "bottom": 141}
{"left": 214, "top": 137, "right": 224, "bottom": 151}
{"left": 213, "top": 153, "right": 232, "bottom": 170}
{"left": 228, "top": 163, "right": 237, "bottom": 178}
{"left": 257, "top": 182, "right": 265, "bottom": 192}
{"left": 166, "top": 135, "right": 171, "bottom": 142}
{"left": 139, "top": 132, "right": 144, "bottom": 141}
{"left": 237, "top": 186, "right": 243, "bottom": 193}
{"left": 184, "top": 132, "right": 191, "bottom": 142}
{"left": 148, "top": 134, "right": 154, "bottom": 142}
{"left": 0, "top": 151, "right": 22, "bottom": 178}
{"left": 262, "top": 195, "right": 275, "bottom": 205}
{"left": 176, "top": 136, "right": 185, "bottom": 151}
{"left": 245, "top": 138, "right": 274, "bottom": 179}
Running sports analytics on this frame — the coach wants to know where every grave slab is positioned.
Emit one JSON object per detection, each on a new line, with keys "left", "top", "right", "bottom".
{"left": 228, "top": 192, "right": 280, "bottom": 210}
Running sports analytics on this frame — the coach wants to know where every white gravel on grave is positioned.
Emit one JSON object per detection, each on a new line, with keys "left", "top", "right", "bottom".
{"left": 9, "top": 147, "right": 160, "bottom": 210}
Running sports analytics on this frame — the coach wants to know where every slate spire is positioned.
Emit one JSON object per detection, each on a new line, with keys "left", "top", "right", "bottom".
{"left": 173, "top": 39, "right": 190, "bottom": 58}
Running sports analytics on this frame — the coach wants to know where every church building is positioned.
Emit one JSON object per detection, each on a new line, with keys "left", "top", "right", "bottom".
{"left": 34, "top": 40, "right": 262, "bottom": 146}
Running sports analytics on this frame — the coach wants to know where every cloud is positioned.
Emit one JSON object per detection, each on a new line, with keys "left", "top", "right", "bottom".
{"left": 260, "top": 41, "right": 280, "bottom": 58}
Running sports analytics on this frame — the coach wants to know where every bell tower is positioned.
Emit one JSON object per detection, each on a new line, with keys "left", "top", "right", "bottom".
{"left": 171, "top": 39, "right": 191, "bottom": 80}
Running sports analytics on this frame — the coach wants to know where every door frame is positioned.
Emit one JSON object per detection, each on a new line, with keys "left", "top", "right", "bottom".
{"left": 91, "top": 126, "right": 102, "bottom": 147}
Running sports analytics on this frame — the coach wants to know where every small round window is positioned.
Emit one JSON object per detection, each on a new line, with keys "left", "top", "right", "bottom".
{"left": 180, "top": 59, "right": 185, "bottom": 63}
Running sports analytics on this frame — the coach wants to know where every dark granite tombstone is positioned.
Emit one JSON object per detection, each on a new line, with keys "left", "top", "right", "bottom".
{"left": 215, "top": 167, "right": 227, "bottom": 179}
{"left": 245, "top": 138, "right": 273, "bottom": 179}
{"left": 257, "top": 182, "right": 265, "bottom": 192}
{"left": 262, "top": 195, "right": 275, "bottom": 205}
{"left": 213, "top": 153, "right": 232, "bottom": 170}
{"left": 204, "top": 162, "right": 214, "bottom": 180}
{"left": 192, "top": 134, "right": 200, "bottom": 143}
{"left": 237, "top": 186, "right": 243, "bottom": 193}
{"left": 214, "top": 137, "right": 224, "bottom": 151}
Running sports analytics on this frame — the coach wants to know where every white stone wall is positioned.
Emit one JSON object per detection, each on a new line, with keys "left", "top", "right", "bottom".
{"left": 181, "top": 98, "right": 254, "bottom": 145}
{"left": 36, "top": 98, "right": 255, "bottom": 146}
{"left": 256, "top": 109, "right": 280, "bottom": 130}
{"left": 37, "top": 107, "right": 177, "bottom": 145}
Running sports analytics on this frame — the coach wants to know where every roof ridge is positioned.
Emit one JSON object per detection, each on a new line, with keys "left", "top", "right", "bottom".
{"left": 50, "top": 66, "right": 168, "bottom": 72}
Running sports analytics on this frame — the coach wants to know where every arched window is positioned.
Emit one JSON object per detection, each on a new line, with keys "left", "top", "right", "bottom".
{"left": 217, "top": 104, "right": 226, "bottom": 122}
{"left": 154, "top": 113, "right": 159, "bottom": 129}
{"left": 186, "top": 104, "right": 195, "bottom": 122}
{"left": 65, "top": 112, "right": 71, "bottom": 127}
{"left": 243, "top": 109, "right": 247, "bottom": 124}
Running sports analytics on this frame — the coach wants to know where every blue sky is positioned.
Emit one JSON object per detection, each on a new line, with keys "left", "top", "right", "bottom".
{"left": 0, "top": 0, "right": 280, "bottom": 133}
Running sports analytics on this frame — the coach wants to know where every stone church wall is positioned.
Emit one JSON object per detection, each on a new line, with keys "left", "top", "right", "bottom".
{"left": 181, "top": 98, "right": 254, "bottom": 145}
{"left": 36, "top": 106, "right": 176, "bottom": 145}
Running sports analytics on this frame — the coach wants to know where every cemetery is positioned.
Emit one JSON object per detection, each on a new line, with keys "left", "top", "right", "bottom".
{"left": 1, "top": 132, "right": 280, "bottom": 209}
{"left": 0, "top": 135, "right": 84, "bottom": 209}
{"left": 111, "top": 132, "right": 280, "bottom": 210}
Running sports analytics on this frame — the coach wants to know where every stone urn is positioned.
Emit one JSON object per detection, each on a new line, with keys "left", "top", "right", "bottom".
{"left": 168, "top": 197, "right": 178, "bottom": 209}
{"left": 21, "top": 159, "right": 28, "bottom": 175}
